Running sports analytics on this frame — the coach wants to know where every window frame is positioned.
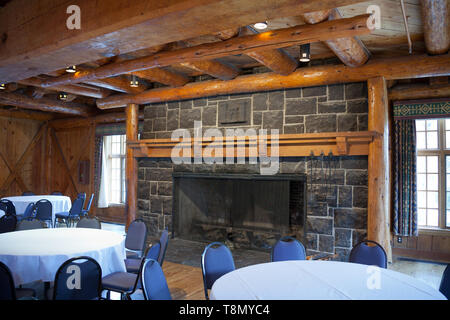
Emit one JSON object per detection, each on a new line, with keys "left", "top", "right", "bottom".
{"left": 106, "top": 134, "right": 127, "bottom": 205}
{"left": 416, "top": 118, "right": 450, "bottom": 231}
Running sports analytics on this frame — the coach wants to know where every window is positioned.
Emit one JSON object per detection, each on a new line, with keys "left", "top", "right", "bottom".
{"left": 416, "top": 119, "right": 450, "bottom": 229}
{"left": 105, "top": 135, "right": 126, "bottom": 204}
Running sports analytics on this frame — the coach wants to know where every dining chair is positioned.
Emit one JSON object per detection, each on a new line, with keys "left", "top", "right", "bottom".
{"left": 51, "top": 191, "right": 63, "bottom": 196}
{"left": 102, "top": 245, "right": 152, "bottom": 300}
{"left": 125, "top": 219, "right": 147, "bottom": 259}
{"left": 158, "top": 229, "right": 169, "bottom": 267}
{"left": 125, "top": 241, "right": 161, "bottom": 274}
{"left": 141, "top": 259, "right": 172, "bottom": 300}
{"left": 82, "top": 193, "right": 94, "bottom": 217}
{"left": 35, "top": 199, "right": 53, "bottom": 228}
{"left": 48, "top": 256, "right": 103, "bottom": 300}
{"left": 16, "top": 219, "right": 47, "bottom": 231}
{"left": 201, "top": 242, "right": 235, "bottom": 300}
{"left": 271, "top": 236, "right": 306, "bottom": 262}
{"left": 55, "top": 196, "right": 84, "bottom": 227}
{"left": 0, "top": 261, "right": 36, "bottom": 300}
{"left": 21, "top": 191, "right": 35, "bottom": 196}
{"left": 16, "top": 202, "right": 35, "bottom": 222}
{"left": 76, "top": 216, "right": 101, "bottom": 229}
{"left": 439, "top": 264, "right": 450, "bottom": 299}
{"left": 77, "top": 192, "right": 86, "bottom": 202}
{"left": 0, "top": 215, "right": 17, "bottom": 234}
{"left": 0, "top": 199, "right": 16, "bottom": 216}
{"left": 349, "top": 240, "right": 387, "bottom": 269}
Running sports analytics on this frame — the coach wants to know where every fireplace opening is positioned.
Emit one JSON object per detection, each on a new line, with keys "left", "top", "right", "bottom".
{"left": 172, "top": 172, "right": 307, "bottom": 251}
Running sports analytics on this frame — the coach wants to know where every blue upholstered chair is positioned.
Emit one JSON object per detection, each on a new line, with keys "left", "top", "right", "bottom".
{"left": 0, "top": 215, "right": 17, "bottom": 234}
{"left": 349, "top": 240, "right": 387, "bottom": 269}
{"left": 55, "top": 197, "right": 84, "bottom": 227}
{"left": 271, "top": 236, "right": 306, "bottom": 262}
{"left": 76, "top": 216, "right": 101, "bottom": 229}
{"left": 51, "top": 191, "right": 63, "bottom": 196}
{"left": 201, "top": 242, "right": 235, "bottom": 300}
{"left": 157, "top": 229, "right": 169, "bottom": 267}
{"left": 125, "top": 219, "right": 147, "bottom": 259}
{"left": 35, "top": 199, "right": 53, "bottom": 228}
{"left": 48, "top": 256, "right": 102, "bottom": 300}
{"left": 82, "top": 193, "right": 94, "bottom": 217}
{"left": 0, "top": 199, "right": 16, "bottom": 216}
{"left": 141, "top": 259, "right": 172, "bottom": 300}
{"left": 16, "top": 203, "right": 35, "bottom": 222}
{"left": 21, "top": 191, "right": 35, "bottom": 196}
{"left": 439, "top": 264, "right": 450, "bottom": 299}
{"left": 16, "top": 218, "right": 47, "bottom": 231}
{"left": 0, "top": 261, "right": 36, "bottom": 300}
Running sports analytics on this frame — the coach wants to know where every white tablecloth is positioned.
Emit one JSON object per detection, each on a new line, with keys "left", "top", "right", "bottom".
{"left": 0, "top": 228, "right": 126, "bottom": 285}
{"left": 210, "top": 261, "right": 446, "bottom": 300}
{"left": 2, "top": 195, "right": 72, "bottom": 224}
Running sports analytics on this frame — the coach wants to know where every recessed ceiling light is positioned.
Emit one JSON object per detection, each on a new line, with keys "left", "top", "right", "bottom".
{"left": 130, "top": 74, "right": 139, "bottom": 88}
{"left": 0, "top": 83, "right": 5, "bottom": 90}
{"left": 299, "top": 44, "right": 311, "bottom": 63}
{"left": 59, "top": 92, "right": 68, "bottom": 101}
{"left": 66, "top": 65, "right": 77, "bottom": 73}
{"left": 253, "top": 22, "right": 268, "bottom": 30}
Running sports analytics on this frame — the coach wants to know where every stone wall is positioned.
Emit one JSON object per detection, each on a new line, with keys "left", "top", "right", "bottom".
{"left": 137, "top": 81, "right": 369, "bottom": 261}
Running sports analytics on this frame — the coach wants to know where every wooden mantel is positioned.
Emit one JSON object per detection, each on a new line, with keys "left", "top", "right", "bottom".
{"left": 128, "top": 131, "right": 377, "bottom": 158}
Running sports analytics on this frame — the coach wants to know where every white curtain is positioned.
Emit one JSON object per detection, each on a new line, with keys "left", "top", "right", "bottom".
{"left": 97, "top": 137, "right": 110, "bottom": 208}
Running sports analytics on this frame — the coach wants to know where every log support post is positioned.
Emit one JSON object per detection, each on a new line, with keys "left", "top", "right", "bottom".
{"left": 126, "top": 103, "right": 139, "bottom": 230}
{"left": 367, "top": 77, "right": 392, "bottom": 261}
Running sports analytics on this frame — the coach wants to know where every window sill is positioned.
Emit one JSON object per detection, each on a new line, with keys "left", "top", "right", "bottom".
{"left": 107, "top": 203, "right": 126, "bottom": 208}
{"left": 418, "top": 227, "right": 450, "bottom": 236}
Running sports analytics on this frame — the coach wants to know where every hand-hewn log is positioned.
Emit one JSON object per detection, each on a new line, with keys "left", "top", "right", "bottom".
{"left": 0, "top": 92, "right": 91, "bottom": 117}
{"left": 1, "top": 0, "right": 367, "bottom": 83}
{"left": 96, "top": 54, "right": 450, "bottom": 109}
{"left": 49, "top": 111, "right": 144, "bottom": 130}
{"left": 133, "top": 69, "right": 190, "bottom": 87}
{"left": 420, "top": 0, "right": 450, "bottom": 55}
{"left": 83, "top": 77, "right": 147, "bottom": 94}
{"left": 301, "top": 8, "right": 370, "bottom": 67}
{"left": 367, "top": 76, "right": 391, "bottom": 261}
{"left": 389, "top": 83, "right": 450, "bottom": 100}
{"left": 18, "top": 77, "right": 111, "bottom": 99}
{"left": 41, "top": 14, "right": 371, "bottom": 88}
{"left": 125, "top": 103, "right": 139, "bottom": 230}
{"left": 0, "top": 107, "right": 55, "bottom": 121}
{"left": 179, "top": 60, "right": 240, "bottom": 80}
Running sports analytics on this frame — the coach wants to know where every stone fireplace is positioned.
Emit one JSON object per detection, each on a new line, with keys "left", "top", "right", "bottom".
{"left": 137, "top": 79, "right": 369, "bottom": 261}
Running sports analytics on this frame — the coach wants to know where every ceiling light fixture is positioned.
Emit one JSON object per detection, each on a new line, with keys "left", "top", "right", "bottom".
{"left": 299, "top": 44, "right": 311, "bottom": 63}
{"left": 0, "top": 83, "right": 5, "bottom": 90}
{"left": 130, "top": 74, "right": 139, "bottom": 88}
{"left": 253, "top": 22, "right": 268, "bottom": 30}
{"left": 59, "top": 92, "right": 68, "bottom": 101}
{"left": 66, "top": 65, "right": 77, "bottom": 73}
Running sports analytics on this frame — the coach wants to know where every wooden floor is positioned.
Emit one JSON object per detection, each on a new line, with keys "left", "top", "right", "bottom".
{"left": 163, "top": 261, "right": 205, "bottom": 300}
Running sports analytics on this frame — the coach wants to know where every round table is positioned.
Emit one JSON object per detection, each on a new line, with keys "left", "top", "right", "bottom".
{"left": 210, "top": 260, "right": 446, "bottom": 300}
{"left": 0, "top": 228, "right": 127, "bottom": 285}
{"left": 2, "top": 195, "right": 72, "bottom": 224}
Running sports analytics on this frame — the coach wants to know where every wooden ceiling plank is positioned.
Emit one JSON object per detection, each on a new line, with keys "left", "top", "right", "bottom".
{"left": 96, "top": 53, "right": 450, "bottom": 109}
{"left": 420, "top": 0, "right": 449, "bottom": 55}
{"left": 179, "top": 60, "right": 240, "bottom": 81}
{"left": 133, "top": 68, "right": 190, "bottom": 87}
{"left": 40, "top": 14, "right": 371, "bottom": 88}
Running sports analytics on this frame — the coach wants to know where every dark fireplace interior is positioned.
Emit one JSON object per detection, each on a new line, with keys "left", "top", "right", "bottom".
{"left": 172, "top": 172, "right": 307, "bottom": 251}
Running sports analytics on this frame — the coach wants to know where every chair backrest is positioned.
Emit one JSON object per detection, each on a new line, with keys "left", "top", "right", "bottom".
{"left": 0, "top": 261, "right": 16, "bottom": 300}
{"left": 349, "top": 240, "right": 387, "bottom": 269}
{"left": 141, "top": 259, "right": 172, "bottom": 300}
{"left": 77, "top": 193, "right": 86, "bottom": 201}
{"left": 51, "top": 191, "right": 63, "bottom": 196}
{"left": 125, "top": 219, "right": 147, "bottom": 253}
{"left": 271, "top": 236, "right": 306, "bottom": 262}
{"left": 0, "top": 215, "right": 17, "bottom": 234}
{"left": 21, "top": 191, "right": 35, "bottom": 196}
{"left": 0, "top": 199, "right": 16, "bottom": 216}
{"left": 439, "top": 264, "right": 450, "bottom": 299}
{"left": 158, "top": 229, "right": 169, "bottom": 266}
{"left": 85, "top": 194, "right": 94, "bottom": 212}
{"left": 69, "top": 197, "right": 85, "bottom": 216}
{"left": 16, "top": 219, "right": 47, "bottom": 231}
{"left": 52, "top": 256, "right": 102, "bottom": 300}
{"left": 22, "top": 203, "right": 35, "bottom": 220}
{"left": 35, "top": 199, "right": 52, "bottom": 221}
{"left": 145, "top": 241, "right": 161, "bottom": 261}
{"left": 201, "top": 242, "right": 235, "bottom": 299}
{"left": 76, "top": 217, "right": 101, "bottom": 229}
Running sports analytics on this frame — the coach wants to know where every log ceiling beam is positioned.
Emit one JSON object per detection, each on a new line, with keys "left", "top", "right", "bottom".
{"left": 420, "top": 0, "right": 449, "bottom": 55}
{"left": 40, "top": 14, "right": 371, "bottom": 88}
{"left": 96, "top": 54, "right": 450, "bottom": 109}
{"left": 300, "top": 8, "right": 370, "bottom": 67}
{"left": 0, "top": 92, "right": 92, "bottom": 117}
{"left": 49, "top": 111, "right": 144, "bottom": 130}
{"left": 0, "top": 107, "right": 55, "bottom": 122}
{"left": 132, "top": 68, "right": 190, "bottom": 87}
{"left": 389, "top": 83, "right": 450, "bottom": 101}
{"left": 0, "top": 0, "right": 367, "bottom": 83}
{"left": 178, "top": 60, "right": 240, "bottom": 81}
{"left": 83, "top": 77, "right": 147, "bottom": 94}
